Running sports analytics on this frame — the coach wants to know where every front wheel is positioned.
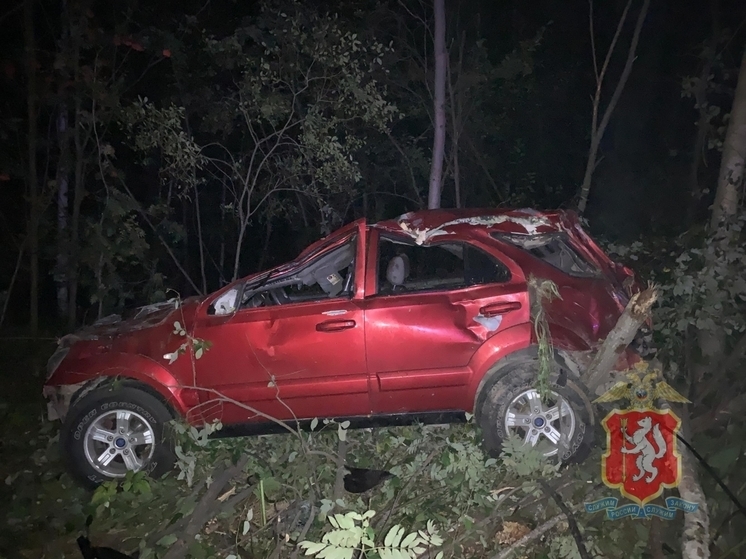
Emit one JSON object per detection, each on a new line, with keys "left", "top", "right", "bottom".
{"left": 60, "top": 384, "right": 175, "bottom": 488}
{"left": 478, "top": 363, "right": 594, "bottom": 463}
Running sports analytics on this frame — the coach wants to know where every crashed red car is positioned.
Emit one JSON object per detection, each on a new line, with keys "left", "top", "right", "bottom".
{"left": 44, "top": 208, "right": 642, "bottom": 486}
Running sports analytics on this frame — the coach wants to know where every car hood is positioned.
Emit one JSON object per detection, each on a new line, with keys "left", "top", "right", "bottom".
{"left": 59, "top": 297, "right": 202, "bottom": 345}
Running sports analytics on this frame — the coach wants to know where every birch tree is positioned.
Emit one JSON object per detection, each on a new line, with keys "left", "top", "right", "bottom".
{"left": 427, "top": 0, "right": 446, "bottom": 209}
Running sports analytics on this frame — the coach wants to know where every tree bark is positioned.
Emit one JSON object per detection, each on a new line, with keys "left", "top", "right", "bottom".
{"left": 688, "top": 0, "right": 719, "bottom": 222}
{"left": 447, "top": 32, "right": 466, "bottom": 209}
{"left": 24, "top": 0, "right": 39, "bottom": 336}
{"left": 710, "top": 46, "right": 746, "bottom": 229}
{"left": 67, "top": 92, "right": 84, "bottom": 329}
{"left": 56, "top": 107, "right": 70, "bottom": 320}
{"left": 427, "top": 0, "right": 446, "bottom": 210}
{"left": 67, "top": 11, "right": 85, "bottom": 330}
{"left": 678, "top": 414, "right": 711, "bottom": 559}
{"left": 583, "top": 287, "right": 658, "bottom": 395}
{"left": 577, "top": 0, "right": 650, "bottom": 215}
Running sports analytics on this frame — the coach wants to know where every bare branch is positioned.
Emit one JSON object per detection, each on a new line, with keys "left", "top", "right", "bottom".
{"left": 577, "top": 0, "right": 648, "bottom": 214}
{"left": 161, "top": 454, "right": 250, "bottom": 559}
{"left": 537, "top": 479, "right": 592, "bottom": 559}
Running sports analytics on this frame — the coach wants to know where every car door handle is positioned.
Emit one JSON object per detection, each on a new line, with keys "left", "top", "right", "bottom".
{"left": 480, "top": 301, "right": 522, "bottom": 317}
{"left": 316, "top": 320, "right": 356, "bottom": 332}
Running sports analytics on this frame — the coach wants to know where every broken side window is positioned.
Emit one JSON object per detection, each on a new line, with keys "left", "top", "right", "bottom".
{"left": 376, "top": 236, "right": 511, "bottom": 295}
{"left": 492, "top": 232, "right": 598, "bottom": 278}
{"left": 238, "top": 235, "right": 357, "bottom": 309}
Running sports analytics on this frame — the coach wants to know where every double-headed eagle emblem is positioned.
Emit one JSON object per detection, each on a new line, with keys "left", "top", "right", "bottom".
{"left": 593, "top": 361, "right": 690, "bottom": 410}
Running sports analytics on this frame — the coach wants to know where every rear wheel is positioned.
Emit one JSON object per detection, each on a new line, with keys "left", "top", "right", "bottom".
{"left": 478, "top": 361, "right": 594, "bottom": 463}
{"left": 60, "top": 384, "right": 175, "bottom": 488}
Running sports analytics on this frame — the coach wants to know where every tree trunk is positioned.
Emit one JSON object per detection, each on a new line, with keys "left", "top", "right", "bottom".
{"left": 448, "top": 32, "right": 466, "bottom": 209}
{"left": 710, "top": 46, "right": 746, "bottom": 229}
{"left": 219, "top": 180, "right": 226, "bottom": 284}
{"left": 56, "top": 107, "right": 70, "bottom": 320}
{"left": 583, "top": 287, "right": 658, "bottom": 395}
{"left": 688, "top": 0, "right": 719, "bottom": 222}
{"left": 256, "top": 217, "right": 273, "bottom": 272}
{"left": 427, "top": 0, "right": 446, "bottom": 210}
{"left": 576, "top": 0, "right": 650, "bottom": 215}
{"left": 678, "top": 413, "right": 711, "bottom": 559}
{"left": 67, "top": 94, "right": 84, "bottom": 329}
{"left": 67, "top": 21, "right": 84, "bottom": 330}
{"left": 54, "top": 0, "right": 72, "bottom": 321}
{"left": 24, "top": 0, "right": 39, "bottom": 336}
{"left": 194, "top": 184, "right": 207, "bottom": 293}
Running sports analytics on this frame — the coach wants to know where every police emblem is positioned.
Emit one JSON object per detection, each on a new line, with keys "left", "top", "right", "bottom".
{"left": 584, "top": 362, "right": 700, "bottom": 520}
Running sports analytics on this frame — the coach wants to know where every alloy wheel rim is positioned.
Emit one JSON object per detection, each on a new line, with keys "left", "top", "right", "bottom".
{"left": 503, "top": 388, "right": 576, "bottom": 457}
{"left": 83, "top": 409, "right": 156, "bottom": 478}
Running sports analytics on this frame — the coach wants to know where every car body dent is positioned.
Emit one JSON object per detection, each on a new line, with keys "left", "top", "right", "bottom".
{"left": 46, "top": 351, "right": 191, "bottom": 418}
{"left": 43, "top": 208, "right": 643, "bottom": 432}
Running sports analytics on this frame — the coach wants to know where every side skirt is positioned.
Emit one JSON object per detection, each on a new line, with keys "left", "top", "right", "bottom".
{"left": 209, "top": 410, "right": 468, "bottom": 439}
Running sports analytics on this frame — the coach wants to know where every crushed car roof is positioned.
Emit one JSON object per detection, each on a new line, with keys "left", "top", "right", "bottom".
{"left": 374, "top": 208, "right": 570, "bottom": 245}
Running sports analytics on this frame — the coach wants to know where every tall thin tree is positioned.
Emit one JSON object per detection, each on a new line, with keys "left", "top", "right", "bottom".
{"left": 710, "top": 46, "right": 746, "bottom": 229}
{"left": 24, "top": 0, "right": 39, "bottom": 335}
{"left": 427, "top": 0, "right": 446, "bottom": 209}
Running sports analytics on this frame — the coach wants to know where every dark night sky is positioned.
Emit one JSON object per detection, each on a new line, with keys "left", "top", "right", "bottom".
{"left": 0, "top": 0, "right": 745, "bottom": 319}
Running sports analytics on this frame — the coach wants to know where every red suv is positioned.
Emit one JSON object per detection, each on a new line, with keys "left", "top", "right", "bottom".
{"left": 43, "top": 208, "right": 641, "bottom": 486}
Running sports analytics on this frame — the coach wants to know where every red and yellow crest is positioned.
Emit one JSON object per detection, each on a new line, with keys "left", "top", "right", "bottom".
{"left": 594, "top": 362, "right": 690, "bottom": 506}
{"left": 601, "top": 409, "right": 682, "bottom": 505}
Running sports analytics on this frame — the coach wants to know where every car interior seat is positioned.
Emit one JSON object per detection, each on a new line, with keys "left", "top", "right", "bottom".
{"left": 386, "top": 254, "right": 410, "bottom": 292}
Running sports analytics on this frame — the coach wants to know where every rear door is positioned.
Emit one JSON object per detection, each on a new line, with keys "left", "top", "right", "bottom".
{"left": 363, "top": 230, "right": 529, "bottom": 414}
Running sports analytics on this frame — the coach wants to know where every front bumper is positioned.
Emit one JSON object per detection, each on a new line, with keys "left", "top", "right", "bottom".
{"left": 42, "top": 382, "right": 85, "bottom": 421}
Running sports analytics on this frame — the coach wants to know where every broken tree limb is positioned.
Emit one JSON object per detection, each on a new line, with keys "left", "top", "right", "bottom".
{"left": 161, "top": 454, "right": 250, "bottom": 559}
{"left": 537, "top": 479, "right": 591, "bottom": 559}
{"left": 489, "top": 503, "right": 585, "bottom": 559}
{"left": 583, "top": 287, "right": 658, "bottom": 395}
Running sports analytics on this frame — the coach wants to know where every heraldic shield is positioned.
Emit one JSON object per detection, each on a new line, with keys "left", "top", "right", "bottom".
{"left": 601, "top": 409, "right": 682, "bottom": 506}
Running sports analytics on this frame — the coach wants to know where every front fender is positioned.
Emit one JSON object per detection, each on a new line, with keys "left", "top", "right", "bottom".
{"left": 47, "top": 352, "right": 191, "bottom": 417}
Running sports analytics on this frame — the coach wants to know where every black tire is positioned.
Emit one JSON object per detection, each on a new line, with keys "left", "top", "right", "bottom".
{"left": 60, "top": 384, "right": 175, "bottom": 489}
{"left": 478, "top": 360, "right": 594, "bottom": 463}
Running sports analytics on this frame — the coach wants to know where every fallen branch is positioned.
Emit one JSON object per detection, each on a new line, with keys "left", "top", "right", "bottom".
{"left": 0, "top": 239, "right": 26, "bottom": 328}
{"left": 489, "top": 503, "right": 585, "bottom": 559}
{"left": 331, "top": 437, "right": 348, "bottom": 504}
{"left": 583, "top": 286, "right": 658, "bottom": 395}
{"left": 537, "top": 479, "right": 591, "bottom": 559}
{"left": 161, "top": 454, "right": 250, "bottom": 559}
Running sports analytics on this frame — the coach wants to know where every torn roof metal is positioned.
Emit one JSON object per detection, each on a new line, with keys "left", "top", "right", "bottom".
{"left": 373, "top": 208, "right": 565, "bottom": 245}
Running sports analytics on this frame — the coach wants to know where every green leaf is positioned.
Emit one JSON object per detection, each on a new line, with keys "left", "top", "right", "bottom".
{"left": 384, "top": 525, "right": 404, "bottom": 548}
{"left": 299, "top": 541, "right": 327, "bottom": 555}
{"left": 156, "top": 534, "right": 178, "bottom": 547}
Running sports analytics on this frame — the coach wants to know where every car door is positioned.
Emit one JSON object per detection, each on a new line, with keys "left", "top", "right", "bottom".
{"left": 192, "top": 221, "right": 369, "bottom": 425}
{"left": 363, "top": 229, "right": 528, "bottom": 415}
